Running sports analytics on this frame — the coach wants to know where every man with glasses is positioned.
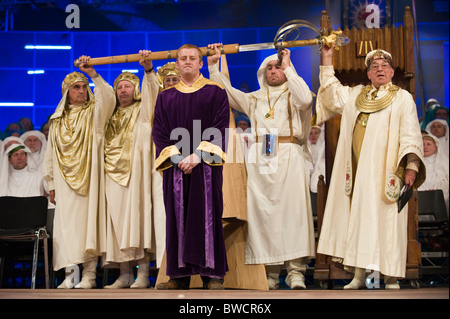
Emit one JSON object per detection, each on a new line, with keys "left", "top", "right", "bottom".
{"left": 315, "top": 46, "right": 426, "bottom": 289}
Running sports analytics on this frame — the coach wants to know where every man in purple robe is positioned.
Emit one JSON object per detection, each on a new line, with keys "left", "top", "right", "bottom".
{"left": 152, "top": 44, "right": 229, "bottom": 290}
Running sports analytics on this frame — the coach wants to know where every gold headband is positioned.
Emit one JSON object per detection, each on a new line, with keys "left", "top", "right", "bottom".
{"left": 365, "top": 49, "right": 393, "bottom": 68}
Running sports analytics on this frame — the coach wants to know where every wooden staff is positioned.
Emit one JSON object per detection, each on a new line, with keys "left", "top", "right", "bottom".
{"left": 74, "top": 43, "right": 240, "bottom": 67}
{"left": 73, "top": 37, "right": 324, "bottom": 68}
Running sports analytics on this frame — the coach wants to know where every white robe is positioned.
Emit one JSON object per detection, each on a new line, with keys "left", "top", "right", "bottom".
{"left": 6, "top": 167, "right": 44, "bottom": 197}
{"left": 426, "top": 119, "right": 449, "bottom": 159}
{"left": 418, "top": 146, "right": 449, "bottom": 216}
{"left": 21, "top": 130, "right": 47, "bottom": 173}
{"left": 209, "top": 56, "right": 316, "bottom": 265}
{"left": 316, "top": 66, "right": 425, "bottom": 278}
{"left": 104, "top": 72, "right": 166, "bottom": 267}
{"left": 44, "top": 75, "right": 115, "bottom": 271}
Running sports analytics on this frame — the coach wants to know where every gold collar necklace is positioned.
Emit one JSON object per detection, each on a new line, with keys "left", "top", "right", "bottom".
{"left": 355, "top": 85, "right": 400, "bottom": 113}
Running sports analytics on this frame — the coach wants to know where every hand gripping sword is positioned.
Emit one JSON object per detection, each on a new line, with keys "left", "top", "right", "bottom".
{"left": 73, "top": 19, "right": 349, "bottom": 67}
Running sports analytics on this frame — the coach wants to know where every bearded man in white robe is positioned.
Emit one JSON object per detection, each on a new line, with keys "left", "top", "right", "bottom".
{"left": 315, "top": 45, "right": 426, "bottom": 289}
{"left": 21, "top": 130, "right": 47, "bottom": 173}
{"left": 102, "top": 51, "right": 164, "bottom": 289}
{"left": 44, "top": 56, "right": 115, "bottom": 288}
{"left": 207, "top": 44, "right": 316, "bottom": 290}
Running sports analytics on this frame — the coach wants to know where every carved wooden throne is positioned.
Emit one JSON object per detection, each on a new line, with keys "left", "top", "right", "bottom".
{"left": 314, "top": 6, "right": 421, "bottom": 286}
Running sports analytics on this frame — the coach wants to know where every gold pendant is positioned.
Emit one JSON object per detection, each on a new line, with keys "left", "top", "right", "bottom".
{"left": 362, "top": 117, "right": 368, "bottom": 127}
{"left": 265, "top": 109, "right": 274, "bottom": 119}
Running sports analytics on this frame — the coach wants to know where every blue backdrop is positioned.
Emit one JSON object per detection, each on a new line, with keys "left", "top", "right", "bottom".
{"left": 0, "top": 21, "right": 448, "bottom": 133}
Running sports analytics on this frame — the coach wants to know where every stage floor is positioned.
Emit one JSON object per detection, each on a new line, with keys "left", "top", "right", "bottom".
{"left": 0, "top": 287, "right": 448, "bottom": 299}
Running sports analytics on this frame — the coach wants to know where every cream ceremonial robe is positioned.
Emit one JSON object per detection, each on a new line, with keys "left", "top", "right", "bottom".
{"left": 5, "top": 166, "right": 45, "bottom": 197}
{"left": 316, "top": 66, "right": 425, "bottom": 278}
{"left": 104, "top": 72, "right": 166, "bottom": 267}
{"left": 209, "top": 56, "right": 316, "bottom": 265}
{"left": 44, "top": 75, "right": 115, "bottom": 271}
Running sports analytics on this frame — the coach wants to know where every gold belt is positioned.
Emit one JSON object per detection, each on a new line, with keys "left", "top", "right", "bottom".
{"left": 256, "top": 135, "right": 300, "bottom": 144}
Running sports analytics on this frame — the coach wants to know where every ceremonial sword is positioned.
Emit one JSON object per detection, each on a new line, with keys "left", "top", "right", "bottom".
{"left": 73, "top": 20, "right": 349, "bottom": 67}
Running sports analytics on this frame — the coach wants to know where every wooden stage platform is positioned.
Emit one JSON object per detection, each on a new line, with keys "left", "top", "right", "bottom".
{"left": 0, "top": 287, "right": 447, "bottom": 299}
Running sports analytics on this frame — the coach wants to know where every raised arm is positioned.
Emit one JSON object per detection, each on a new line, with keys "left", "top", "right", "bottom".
{"left": 207, "top": 43, "right": 251, "bottom": 115}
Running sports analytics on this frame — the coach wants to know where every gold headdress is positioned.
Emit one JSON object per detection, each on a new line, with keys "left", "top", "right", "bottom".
{"left": 50, "top": 71, "right": 95, "bottom": 120}
{"left": 113, "top": 72, "right": 142, "bottom": 104}
{"left": 156, "top": 62, "right": 180, "bottom": 90}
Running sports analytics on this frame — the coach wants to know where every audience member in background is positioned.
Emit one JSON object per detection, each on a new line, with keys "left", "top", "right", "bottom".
{"left": 418, "top": 134, "right": 449, "bottom": 216}
{"left": 40, "top": 121, "right": 51, "bottom": 140}
{"left": 307, "top": 125, "right": 326, "bottom": 193}
{"left": 2, "top": 122, "right": 23, "bottom": 139}
{"left": 420, "top": 98, "right": 449, "bottom": 130}
{"left": 0, "top": 136, "right": 23, "bottom": 180}
{"left": 19, "top": 117, "right": 34, "bottom": 132}
{"left": 0, "top": 142, "right": 45, "bottom": 197}
{"left": 426, "top": 119, "right": 449, "bottom": 159}
{"left": 21, "top": 130, "right": 47, "bottom": 173}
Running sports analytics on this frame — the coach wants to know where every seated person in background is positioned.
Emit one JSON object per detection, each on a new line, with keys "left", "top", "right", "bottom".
{"left": 426, "top": 119, "right": 449, "bottom": 159}
{"left": 418, "top": 134, "right": 449, "bottom": 217}
{"left": 0, "top": 142, "right": 45, "bottom": 197}
{"left": 2, "top": 122, "right": 23, "bottom": 139}
{"left": 307, "top": 125, "right": 325, "bottom": 193}
{"left": 21, "top": 130, "right": 47, "bottom": 173}
{"left": 19, "top": 117, "right": 34, "bottom": 132}
{"left": 420, "top": 98, "right": 449, "bottom": 130}
{"left": 0, "top": 136, "right": 24, "bottom": 180}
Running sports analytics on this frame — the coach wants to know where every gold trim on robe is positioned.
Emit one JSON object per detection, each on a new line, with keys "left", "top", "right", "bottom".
{"left": 104, "top": 102, "right": 141, "bottom": 186}
{"left": 51, "top": 102, "right": 95, "bottom": 196}
{"left": 174, "top": 74, "right": 224, "bottom": 94}
{"left": 196, "top": 140, "right": 226, "bottom": 166}
{"left": 155, "top": 145, "right": 181, "bottom": 172}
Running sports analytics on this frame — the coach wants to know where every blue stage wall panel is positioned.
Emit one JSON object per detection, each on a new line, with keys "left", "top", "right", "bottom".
{"left": 0, "top": 23, "right": 448, "bottom": 134}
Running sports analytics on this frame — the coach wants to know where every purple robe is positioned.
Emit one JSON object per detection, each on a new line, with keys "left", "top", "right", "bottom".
{"left": 152, "top": 76, "right": 229, "bottom": 278}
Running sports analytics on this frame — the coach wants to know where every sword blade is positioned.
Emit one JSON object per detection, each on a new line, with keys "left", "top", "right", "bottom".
{"left": 238, "top": 38, "right": 320, "bottom": 53}
{"left": 238, "top": 42, "right": 276, "bottom": 52}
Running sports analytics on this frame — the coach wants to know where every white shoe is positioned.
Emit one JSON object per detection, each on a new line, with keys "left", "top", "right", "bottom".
{"left": 75, "top": 277, "right": 96, "bottom": 289}
{"left": 267, "top": 275, "right": 280, "bottom": 290}
{"left": 290, "top": 279, "right": 306, "bottom": 290}
{"left": 130, "top": 276, "right": 149, "bottom": 289}
{"left": 104, "top": 274, "right": 135, "bottom": 289}
{"left": 343, "top": 277, "right": 365, "bottom": 290}
{"left": 130, "top": 262, "right": 149, "bottom": 288}
{"left": 343, "top": 267, "right": 366, "bottom": 290}
{"left": 74, "top": 259, "right": 97, "bottom": 289}
{"left": 385, "top": 276, "right": 400, "bottom": 290}
{"left": 57, "top": 276, "right": 76, "bottom": 289}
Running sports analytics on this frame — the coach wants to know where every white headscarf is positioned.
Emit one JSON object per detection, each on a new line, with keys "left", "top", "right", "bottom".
{"left": 252, "top": 53, "right": 313, "bottom": 162}
{"left": 426, "top": 119, "right": 449, "bottom": 159}
{"left": 20, "top": 130, "right": 47, "bottom": 172}
{"left": 0, "top": 136, "right": 23, "bottom": 181}
{"left": 0, "top": 142, "right": 35, "bottom": 196}
{"left": 419, "top": 134, "right": 449, "bottom": 215}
